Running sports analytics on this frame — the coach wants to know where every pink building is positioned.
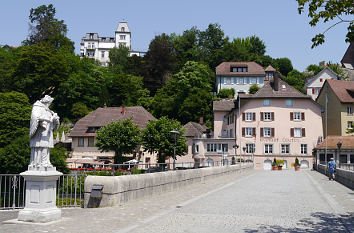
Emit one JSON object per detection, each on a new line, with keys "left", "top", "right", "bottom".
{"left": 228, "top": 73, "right": 323, "bottom": 169}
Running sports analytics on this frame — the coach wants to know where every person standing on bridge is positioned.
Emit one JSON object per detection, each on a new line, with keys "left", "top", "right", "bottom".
{"left": 327, "top": 158, "right": 336, "bottom": 180}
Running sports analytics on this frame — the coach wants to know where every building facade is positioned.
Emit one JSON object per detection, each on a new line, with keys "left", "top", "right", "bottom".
{"left": 305, "top": 67, "right": 341, "bottom": 100}
{"left": 215, "top": 62, "right": 267, "bottom": 97}
{"left": 316, "top": 79, "right": 354, "bottom": 136}
{"left": 68, "top": 106, "right": 156, "bottom": 167}
{"left": 80, "top": 22, "right": 145, "bottom": 66}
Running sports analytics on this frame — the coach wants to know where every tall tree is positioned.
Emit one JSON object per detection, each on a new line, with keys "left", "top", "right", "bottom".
{"left": 297, "top": 0, "right": 354, "bottom": 47}
{"left": 143, "top": 33, "right": 176, "bottom": 93}
{"left": 283, "top": 70, "right": 306, "bottom": 93}
{"left": 0, "top": 46, "right": 17, "bottom": 92}
{"left": 23, "top": 4, "right": 72, "bottom": 50}
{"left": 274, "top": 58, "right": 293, "bottom": 76}
{"left": 141, "top": 117, "right": 187, "bottom": 163}
{"left": 109, "top": 44, "right": 130, "bottom": 73}
{"left": 95, "top": 119, "right": 141, "bottom": 164}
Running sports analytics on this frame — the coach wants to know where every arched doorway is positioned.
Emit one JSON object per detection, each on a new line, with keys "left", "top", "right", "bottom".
{"left": 205, "top": 158, "right": 214, "bottom": 167}
{"left": 263, "top": 159, "right": 272, "bottom": 170}
{"left": 300, "top": 160, "right": 309, "bottom": 168}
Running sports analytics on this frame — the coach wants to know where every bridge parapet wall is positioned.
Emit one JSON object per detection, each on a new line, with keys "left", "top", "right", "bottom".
{"left": 317, "top": 164, "right": 354, "bottom": 189}
{"left": 84, "top": 164, "right": 252, "bottom": 208}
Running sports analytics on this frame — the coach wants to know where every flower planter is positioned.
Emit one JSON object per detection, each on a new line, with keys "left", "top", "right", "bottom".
{"left": 272, "top": 166, "right": 278, "bottom": 170}
{"left": 295, "top": 166, "right": 300, "bottom": 171}
{"left": 277, "top": 166, "right": 282, "bottom": 170}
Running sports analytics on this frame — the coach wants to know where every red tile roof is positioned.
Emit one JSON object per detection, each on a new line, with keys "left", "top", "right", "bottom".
{"left": 213, "top": 99, "right": 235, "bottom": 111}
{"left": 265, "top": 65, "right": 276, "bottom": 72}
{"left": 69, "top": 106, "right": 156, "bottom": 137}
{"left": 316, "top": 136, "right": 354, "bottom": 150}
{"left": 183, "top": 122, "right": 209, "bottom": 137}
{"left": 326, "top": 79, "right": 354, "bottom": 103}
{"left": 216, "top": 62, "right": 265, "bottom": 76}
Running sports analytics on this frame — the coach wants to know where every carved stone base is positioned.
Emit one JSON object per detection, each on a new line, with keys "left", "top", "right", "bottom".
{"left": 18, "top": 170, "right": 62, "bottom": 223}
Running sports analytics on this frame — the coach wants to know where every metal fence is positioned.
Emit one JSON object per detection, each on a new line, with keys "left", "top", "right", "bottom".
{"left": 0, "top": 175, "right": 25, "bottom": 210}
{"left": 0, "top": 174, "right": 86, "bottom": 210}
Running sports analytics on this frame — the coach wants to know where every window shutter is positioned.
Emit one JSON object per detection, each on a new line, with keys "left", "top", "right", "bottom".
{"left": 312, "top": 88, "right": 315, "bottom": 94}
{"left": 242, "top": 113, "right": 245, "bottom": 121}
{"left": 290, "top": 112, "right": 293, "bottom": 121}
{"left": 260, "top": 112, "right": 264, "bottom": 121}
{"left": 271, "top": 112, "right": 274, "bottom": 121}
{"left": 290, "top": 128, "right": 294, "bottom": 137}
{"left": 253, "top": 113, "right": 256, "bottom": 121}
{"left": 302, "top": 128, "right": 306, "bottom": 137}
{"left": 242, "top": 127, "right": 245, "bottom": 137}
{"left": 260, "top": 128, "right": 264, "bottom": 137}
{"left": 253, "top": 127, "right": 256, "bottom": 137}
{"left": 301, "top": 112, "right": 305, "bottom": 121}
{"left": 271, "top": 128, "right": 275, "bottom": 137}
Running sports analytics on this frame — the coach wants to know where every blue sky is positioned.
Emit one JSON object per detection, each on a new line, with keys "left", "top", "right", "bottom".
{"left": 0, "top": 0, "right": 350, "bottom": 71}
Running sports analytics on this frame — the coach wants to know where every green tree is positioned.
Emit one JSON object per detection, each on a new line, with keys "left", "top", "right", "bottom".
{"left": 217, "top": 88, "right": 235, "bottom": 98}
{"left": 109, "top": 44, "right": 130, "bottom": 73}
{"left": 249, "top": 84, "right": 260, "bottom": 94}
{"left": 283, "top": 70, "right": 306, "bottom": 93}
{"left": 71, "top": 102, "right": 90, "bottom": 121}
{"left": 0, "top": 92, "right": 31, "bottom": 148}
{"left": 274, "top": 58, "right": 293, "bottom": 76}
{"left": 297, "top": 0, "right": 354, "bottom": 47}
{"left": 306, "top": 64, "right": 323, "bottom": 76}
{"left": 0, "top": 135, "right": 30, "bottom": 174}
{"left": 0, "top": 46, "right": 17, "bottom": 92}
{"left": 141, "top": 117, "right": 187, "bottom": 163}
{"left": 50, "top": 144, "right": 69, "bottom": 174}
{"left": 23, "top": 4, "right": 71, "bottom": 48}
{"left": 95, "top": 119, "right": 141, "bottom": 164}
{"left": 143, "top": 33, "right": 176, "bottom": 93}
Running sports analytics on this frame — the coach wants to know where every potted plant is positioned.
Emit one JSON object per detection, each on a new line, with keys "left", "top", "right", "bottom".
{"left": 277, "top": 159, "right": 284, "bottom": 170}
{"left": 272, "top": 158, "right": 278, "bottom": 170}
{"left": 294, "top": 157, "right": 300, "bottom": 171}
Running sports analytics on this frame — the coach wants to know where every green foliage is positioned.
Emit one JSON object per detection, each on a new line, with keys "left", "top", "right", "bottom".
{"left": 0, "top": 135, "right": 30, "bottom": 174}
{"left": 297, "top": 0, "right": 354, "bottom": 47}
{"left": 272, "top": 158, "right": 277, "bottom": 166}
{"left": 306, "top": 64, "right": 323, "bottom": 76}
{"left": 248, "top": 84, "right": 260, "bottom": 94}
{"left": 0, "top": 46, "right": 17, "bottom": 92}
{"left": 294, "top": 157, "right": 300, "bottom": 167}
{"left": 276, "top": 159, "right": 284, "bottom": 166}
{"left": 109, "top": 44, "right": 130, "bottom": 73}
{"left": 274, "top": 58, "right": 293, "bottom": 76}
{"left": 50, "top": 144, "right": 69, "bottom": 174}
{"left": 71, "top": 102, "right": 90, "bottom": 121}
{"left": 0, "top": 92, "right": 31, "bottom": 148}
{"left": 151, "top": 61, "right": 214, "bottom": 124}
{"left": 283, "top": 70, "right": 306, "bottom": 93}
{"left": 141, "top": 117, "right": 187, "bottom": 163}
{"left": 96, "top": 119, "right": 141, "bottom": 164}
{"left": 217, "top": 88, "right": 235, "bottom": 98}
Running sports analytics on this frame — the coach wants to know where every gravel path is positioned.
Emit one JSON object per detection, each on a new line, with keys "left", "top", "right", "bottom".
{"left": 1, "top": 169, "right": 353, "bottom": 233}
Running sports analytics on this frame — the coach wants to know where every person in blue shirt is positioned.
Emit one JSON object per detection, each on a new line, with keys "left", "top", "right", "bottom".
{"left": 327, "top": 158, "right": 336, "bottom": 180}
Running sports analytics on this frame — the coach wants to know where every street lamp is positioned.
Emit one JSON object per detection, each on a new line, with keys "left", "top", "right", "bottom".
{"left": 233, "top": 144, "right": 239, "bottom": 167}
{"left": 336, "top": 141, "right": 342, "bottom": 165}
{"left": 170, "top": 130, "right": 180, "bottom": 170}
{"left": 243, "top": 146, "right": 246, "bottom": 164}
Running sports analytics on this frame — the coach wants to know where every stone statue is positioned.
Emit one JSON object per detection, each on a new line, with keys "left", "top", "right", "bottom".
{"left": 29, "top": 95, "right": 60, "bottom": 169}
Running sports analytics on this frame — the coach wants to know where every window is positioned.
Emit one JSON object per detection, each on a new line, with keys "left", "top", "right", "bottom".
{"left": 246, "top": 143, "right": 255, "bottom": 153}
{"left": 207, "top": 143, "right": 228, "bottom": 152}
{"left": 251, "top": 78, "right": 257, "bottom": 84}
{"left": 294, "top": 112, "right": 301, "bottom": 120}
{"left": 244, "top": 77, "right": 249, "bottom": 84}
{"left": 226, "top": 77, "right": 231, "bottom": 84}
{"left": 258, "top": 78, "right": 264, "bottom": 84}
{"left": 121, "top": 27, "right": 125, "bottom": 32}
{"left": 231, "top": 67, "right": 237, "bottom": 72}
{"left": 286, "top": 99, "right": 293, "bottom": 107}
{"left": 301, "top": 144, "right": 307, "bottom": 154}
{"left": 193, "top": 144, "right": 199, "bottom": 153}
{"left": 281, "top": 144, "right": 290, "bottom": 154}
{"left": 89, "top": 34, "right": 93, "bottom": 39}
{"left": 245, "top": 112, "right": 253, "bottom": 121}
{"left": 347, "top": 121, "right": 353, "bottom": 129}
{"left": 245, "top": 127, "right": 253, "bottom": 137}
{"left": 88, "top": 137, "right": 94, "bottom": 147}
{"left": 347, "top": 107, "right": 353, "bottom": 115}
{"left": 294, "top": 128, "right": 302, "bottom": 137}
{"left": 264, "top": 127, "right": 271, "bottom": 137}
{"left": 263, "top": 99, "right": 270, "bottom": 106}
{"left": 264, "top": 144, "right": 273, "bottom": 154}
{"left": 243, "top": 67, "right": 247, "bottom": 72}
{"left": 120, "top": 35, "right": 126, "bottom": 40}
{"left": 78, "top": 138, "right": 84, "bottom": 147}
{"left": 239, "top": 78, "right": 244, "bottom": 84}
{"left": 264, "top": 112, "right": 272, "bottom": 121}
{"left": 101, "top": 51, "right": 105, "bottom": 58}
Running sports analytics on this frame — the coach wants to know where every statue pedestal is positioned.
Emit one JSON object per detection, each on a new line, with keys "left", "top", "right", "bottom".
{"left": 18, "top": 168, "right": 62, "bottom": 223}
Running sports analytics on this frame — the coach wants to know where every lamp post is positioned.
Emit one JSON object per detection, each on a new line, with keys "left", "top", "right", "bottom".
{"left": 336, "top": 141, "right": 342, "bottom": 165}
{"left": 233, "top": 144, "right": 239, "bottom": 167}
{"left": 170, "top": 130, "right": 180, "bottom": 170}
{"left": 243, "top": 146, "right": 246, "bottom": 164}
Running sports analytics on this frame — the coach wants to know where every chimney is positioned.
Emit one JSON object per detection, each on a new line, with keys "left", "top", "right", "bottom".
{"left": 274, "top": 72, "right": 280, "bottom": 91}
{"left": 121, "top": 106, "right": 125, "bottom": 115}
{"left": 199, "top": 117, "right": 203, "bottom": 125}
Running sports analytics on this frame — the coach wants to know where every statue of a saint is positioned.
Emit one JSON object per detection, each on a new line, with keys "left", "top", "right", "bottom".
{"left": 29, "top": 95, "right": 60, "bottom": 169}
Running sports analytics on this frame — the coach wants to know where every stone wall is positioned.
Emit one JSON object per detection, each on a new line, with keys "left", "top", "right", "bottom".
{"left": 316, "top": 164, "right": 354, "bottom": 189}
{"left": 84, "top": 164, "right": 252, "bottom": 208}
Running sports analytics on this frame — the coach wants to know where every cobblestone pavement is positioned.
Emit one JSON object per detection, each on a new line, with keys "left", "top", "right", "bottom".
{"left": 1, "top": 169, "right": 353, "bottom": 233}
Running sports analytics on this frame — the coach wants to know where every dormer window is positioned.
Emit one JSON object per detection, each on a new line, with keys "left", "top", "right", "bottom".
{"left": 230, "top": 67, "right": 248, "bottom": 72}
{"left": 121, "top": 27, "right": 125, "bottom": 32}
{"left": 89, "top": 33, "right": 93, "bottom": 39}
